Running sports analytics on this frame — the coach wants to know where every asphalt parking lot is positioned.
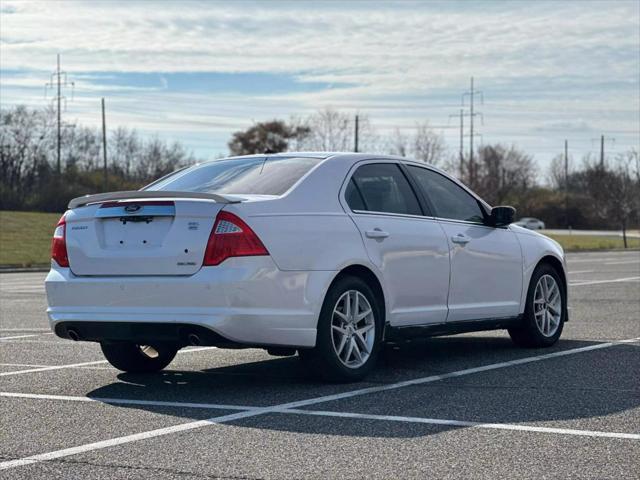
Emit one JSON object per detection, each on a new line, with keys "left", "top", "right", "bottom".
{"left": 1, "top": 250, "right": 639, "bottom": 479}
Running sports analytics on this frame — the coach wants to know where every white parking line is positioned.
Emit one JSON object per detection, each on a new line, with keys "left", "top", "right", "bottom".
{"left": 570, "top": 276, "right": 640, "bottom": 287}
{"left": 0, "top": 392, "right": 258, "bottom": 412}
{"left": 2, "top": 392, "right": 637, "bottom": 441}
{"left": 0, "top": 334, "right": 43, "bottom": 341}
{"left": 0, "top": 346, "right": 217, "bottom": 377}
{"left": 0, "top": 328, "right": 49, "bottom": 332}
{"left": 1, "top": 338, "right": 637, "bottom": 470}
{"left": 283, "top": 409, "right": 640, "bottom": 440}
{"left": 567, "top": 270, "right": 594, "bottom": 275}
{"left": 0, "top": 363, "right": 53, "bottom": 368}
{"left": 0, "top": 360, "right": 110, "bottom": 377}
{"left": 605, "top": 260, "right": 640, "bottom": 265}
{"left": 0, "top": 410, "right": 259, "bottom": 470}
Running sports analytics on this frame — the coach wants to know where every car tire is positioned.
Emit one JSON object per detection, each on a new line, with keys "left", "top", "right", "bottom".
{"left": 508, "top": 263, "right": 565, "bottom": 348}
{"left": 100, "top": 342, "right": 178, "bottom": 373}
{"left": 299, "top": 275, "right": 383, "bottom": 382}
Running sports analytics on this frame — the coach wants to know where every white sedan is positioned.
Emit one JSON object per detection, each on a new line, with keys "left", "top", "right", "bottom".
{"left": 46, "top": 153, "right": 568, "bottom": 382}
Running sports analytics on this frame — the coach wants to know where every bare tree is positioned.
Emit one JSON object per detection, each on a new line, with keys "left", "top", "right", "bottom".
{"left": 583, "top": 152, "right": 640, "bottom": 247}
{"left": 473, "top": 144, "right": 537, "bottom": 205}
{"left": 387, "top": 122, "right": 446, "bottom": 165}
{"left": 296, "top": 108, "right": 377, "bottom": 153}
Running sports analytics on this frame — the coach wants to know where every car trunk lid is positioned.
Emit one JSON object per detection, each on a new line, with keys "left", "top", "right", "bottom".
{"left": 65, "top": 192, "right": 240, "bottom": 276}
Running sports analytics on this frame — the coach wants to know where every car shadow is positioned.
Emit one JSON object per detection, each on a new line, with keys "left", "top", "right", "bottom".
{"left": 86, "top": 336, "right": 640, "bottom": 438}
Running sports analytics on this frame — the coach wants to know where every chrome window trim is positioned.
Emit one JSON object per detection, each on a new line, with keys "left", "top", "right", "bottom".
{"left": 351, "top": 209, "right": 436, "bottom": 221}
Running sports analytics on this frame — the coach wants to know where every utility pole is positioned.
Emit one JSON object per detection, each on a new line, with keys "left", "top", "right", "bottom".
{"left": 469, "top": 77, "right": 474, "bottom": 183}
{"left": 354, "top": 115, "right": 359, "bottom": 153}
{"left": 462, "top": 77, "right": 483, "bottom": 186}
{"left": 564, "top": 140, "right": 569, "bottom": 228}
{"left": 459, "top": 109, "right": 464, "bottom": 178}
{"left": 591, "top": 134, "right": 615, "bottom": 168}
{"left": 101, "top": 98, "right": 108, "bottom": 191}
{"left": 45, "top": 54, "right": 74, "bottom": 176}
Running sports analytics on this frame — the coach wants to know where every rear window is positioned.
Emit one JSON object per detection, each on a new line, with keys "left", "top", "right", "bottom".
{"left": 145, "top": 157, "right": 323, "bottom": 196}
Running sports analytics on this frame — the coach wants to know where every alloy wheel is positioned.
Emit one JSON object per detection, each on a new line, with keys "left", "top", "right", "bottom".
{"left": 533, "top": 274, "right": 562, "bottom": 337}
{"left": 331, "top": 290, "right": 376, "bottom": 368}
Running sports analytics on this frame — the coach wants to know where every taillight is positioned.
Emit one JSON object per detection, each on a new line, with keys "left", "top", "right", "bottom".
{"left": 51, "top": 214, "right": 69, "bottom": 267}
{"left": 203, "top": 211, "right": 268, "bottom": 266}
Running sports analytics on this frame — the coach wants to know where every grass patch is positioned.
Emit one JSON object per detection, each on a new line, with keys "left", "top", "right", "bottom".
{"left": 0, "top": 210, "right": 62, "bottom": 267}
{"left": 545, "top": 233, "right": 640, "bottom": 252}
{"left": 1, "top": 210, "right": 638, "bottom": 266}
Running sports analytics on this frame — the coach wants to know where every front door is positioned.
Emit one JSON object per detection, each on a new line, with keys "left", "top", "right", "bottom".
{"left": 405, "top": 165, "right": 523, "bottom": 322}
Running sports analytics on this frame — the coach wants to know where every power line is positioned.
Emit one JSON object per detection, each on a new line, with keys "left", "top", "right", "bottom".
{"left": 44, "top": 54, "right": 74, "bottom": 175}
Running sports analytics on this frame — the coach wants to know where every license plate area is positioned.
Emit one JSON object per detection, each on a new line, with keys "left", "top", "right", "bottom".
{"left": 99, "top": 216, "right": 173, "bottom": 248}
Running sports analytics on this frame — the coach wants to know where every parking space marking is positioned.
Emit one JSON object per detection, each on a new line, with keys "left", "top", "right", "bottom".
{"left": 0, "top": 392, "right": 259, "bottom": 412}
{"left": 2, "top": 392, "right": 637, "bottom": 442}
{"left": 605, "top": 260, "right": 640, "bottom": 265}
{"left": 567, "top": 258, "right": 611, "bottom": 263}
{"left": 282, "top": 409, "right": 640, "bottom": 440}
{"left": 1, "top": 337, "right": 637, "bottom": 471}
{"left": 0, "top": 363, "right": 54, "bottom": 368}
{"left": 0, "top": 346, "right": 217, "bottom": 377}
{"left": 0, "top": 334, "right": 43, "bottom": 341}
{"left": 570, "top": 276, "right": 640, "bottom": 286}
{"left": 0, "top": 328, "right": 49, "bottom": 332}
{"left": 0, "top": 360, "right": 109, "bottom": 377}
{"left": 0, "top": 410, "right": 260, "bottom": 471}
{"left": 567, "top": 270, "right": 594, "bottom": 275}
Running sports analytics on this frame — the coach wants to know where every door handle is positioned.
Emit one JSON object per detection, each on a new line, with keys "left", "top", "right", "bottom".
{"left": 451, "top": 233, "right": 471, "bottom": 245}
{"left": 365, "top": 229, "right": 390, "bottom": 239}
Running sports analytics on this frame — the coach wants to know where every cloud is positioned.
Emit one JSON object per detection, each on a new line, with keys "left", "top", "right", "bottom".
{"left": 0, "top": 0, "right": 638, "bottom": 169}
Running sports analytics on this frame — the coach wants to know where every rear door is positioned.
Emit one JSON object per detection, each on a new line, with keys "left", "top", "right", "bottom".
{"left": 65, "top": 199, "right": 223, "bottom": 276}
{"left": 343, "top": 162, "right": 450, "bottom": 326}
{"left": 405, "top": 165, "right": 523, "bottom": 322}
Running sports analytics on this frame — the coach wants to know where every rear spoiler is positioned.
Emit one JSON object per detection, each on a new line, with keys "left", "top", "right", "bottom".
{"left": 68, "top": 190, "right": 241, "bottom": 209}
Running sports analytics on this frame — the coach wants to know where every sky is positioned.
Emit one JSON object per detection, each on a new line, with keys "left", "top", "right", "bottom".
{"left": 1, "top": 0, "right": 639, "bottom": 178}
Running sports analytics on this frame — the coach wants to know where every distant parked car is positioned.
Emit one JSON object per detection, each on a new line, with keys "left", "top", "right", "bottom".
{"left": 515, "top": 217, "right": 545, "bottom": 230}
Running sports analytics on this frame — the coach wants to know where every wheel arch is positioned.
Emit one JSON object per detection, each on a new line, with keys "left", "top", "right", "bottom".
{"left": 327, "top": 264, "right": 387, "bottom": 327}
{"left": 531, "top": 254, "right": 569, "bottom": 321}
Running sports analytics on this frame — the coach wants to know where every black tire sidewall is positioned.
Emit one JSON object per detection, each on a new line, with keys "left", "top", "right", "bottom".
{"left": 515, "top": 263, "right": 566, "bottom": 347}
{"left": 303, "top": 275, "right": 383, "bottom": 382}
{"left": 101, "top": 341, "right": 178, "bottom": 373}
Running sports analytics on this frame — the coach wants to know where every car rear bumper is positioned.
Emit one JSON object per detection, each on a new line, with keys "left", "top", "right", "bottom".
{"left": 45, "top": 257, "right": 336, "bottom": 348}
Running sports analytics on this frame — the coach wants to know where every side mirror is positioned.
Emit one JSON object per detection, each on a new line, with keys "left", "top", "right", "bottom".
{"left": 490, "top": 206, "right": 516, "bottom": 227}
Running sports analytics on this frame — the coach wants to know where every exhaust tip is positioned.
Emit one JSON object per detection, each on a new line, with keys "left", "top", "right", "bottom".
{"left": 67, "top": 329, "right": 80, "bottom": 341}
{"left": 187, "top": 333, "right": 201, "bottom": 346}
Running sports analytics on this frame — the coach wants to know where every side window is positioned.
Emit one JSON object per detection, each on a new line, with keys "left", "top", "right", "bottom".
{"left": 407, "top": 166, "right": 485, "bottom": 223}
{"left": 345, "top": 178, "right": 366, "bottom": 211}
{"left": 349, "top": 163, "right": 421, "bottom": 216}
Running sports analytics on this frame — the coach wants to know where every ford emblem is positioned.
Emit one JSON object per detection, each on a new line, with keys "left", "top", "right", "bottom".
{"left": 124, "top": 204, "right": 142, "bottom": 214}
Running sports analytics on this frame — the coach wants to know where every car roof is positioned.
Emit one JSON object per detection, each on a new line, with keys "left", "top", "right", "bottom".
{"left": 210, "top": 152, "right": 437, "bottom": 169}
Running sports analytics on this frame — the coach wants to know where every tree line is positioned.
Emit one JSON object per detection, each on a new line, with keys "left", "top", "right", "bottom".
{"left": 1, "top": 105, "right": 638, "bottom": 237}
{"left": 1, "top": 106, "right": 195, "bottom": 212}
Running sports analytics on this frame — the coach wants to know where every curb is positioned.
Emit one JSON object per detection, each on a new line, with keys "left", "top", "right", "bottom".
{"left": 0, "top": 266, "right": 50, "bottom": 273}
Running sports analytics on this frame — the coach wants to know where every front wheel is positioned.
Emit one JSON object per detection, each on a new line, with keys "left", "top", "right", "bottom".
{"left": 508, "top": 263, "right": 565, "bottom": 348}
{"left": 299, "top": 276, "right": 383, "bottom": 382}
{"left": 100, "top": 342, "right": 178, "bottom": 373}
